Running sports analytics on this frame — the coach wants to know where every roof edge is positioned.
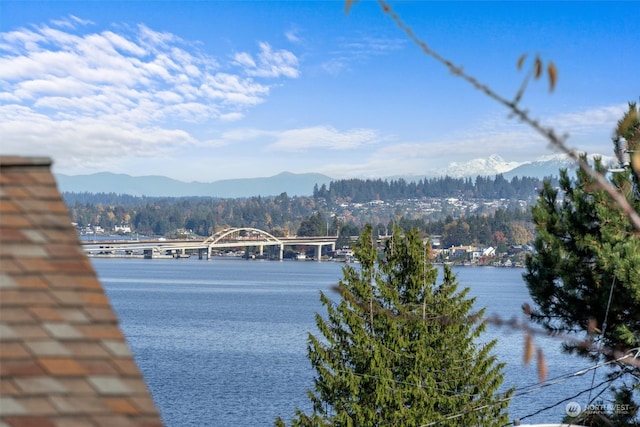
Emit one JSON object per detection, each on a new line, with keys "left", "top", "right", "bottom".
{"left": 0, "top": 155, "right": 53, "bottom": 167}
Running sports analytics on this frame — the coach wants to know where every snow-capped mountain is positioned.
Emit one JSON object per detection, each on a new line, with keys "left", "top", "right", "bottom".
{"left": 502, "top": 155, "right": 575, "bottom": 179}
{"left": 436, "top": 154, "right": 520, "bottom": 178}
{"left": 435, "top": 153, "right": 617, "bottom": 180}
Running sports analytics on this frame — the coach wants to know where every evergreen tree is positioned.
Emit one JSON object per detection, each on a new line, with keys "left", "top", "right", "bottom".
{"left": 277, "top": 224, "right": 510, "bottom": 427}
{"left": 298, "top": 212, "right": 327, "bottom": 236}
{"left": 524, "top": 102, "right": 640, "bottom": 425}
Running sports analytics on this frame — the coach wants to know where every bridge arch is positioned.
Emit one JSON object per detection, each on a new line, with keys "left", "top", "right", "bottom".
{"left": 203, "top": 227, "right": 283, "bottom": 246}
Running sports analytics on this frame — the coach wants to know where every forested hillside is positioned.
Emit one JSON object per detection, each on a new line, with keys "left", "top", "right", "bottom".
{"left": 64, "top": 174, "right": 541, "bottom": 248}
{"left": 66, "top": 192, "right": 313, "bottom": 237}
{"left": 313, "top": 175, "right": 551, "bottom": 203}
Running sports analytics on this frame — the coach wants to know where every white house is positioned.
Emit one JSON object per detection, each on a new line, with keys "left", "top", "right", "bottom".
{"left": 115, "top": 224, "right": 132, "bottom": 233}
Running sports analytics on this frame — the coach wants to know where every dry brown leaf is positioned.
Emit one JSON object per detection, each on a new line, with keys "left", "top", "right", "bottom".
{"left": 345, "top": 0, "right": 355, "bottom": 14}
{"left": 537, "top": 348, "right": 547, "bottom": 382}
{"left": 517, "top": 54, "right": 527, "bottom": 71}
{"left": 534, "top": 57, "right": 542, "bottom": 79}
{"left": 547, "top": 61, "right": 558, "bottom": 92}
{"left": 524, "top": 333, "right": 534, "bottom": 365}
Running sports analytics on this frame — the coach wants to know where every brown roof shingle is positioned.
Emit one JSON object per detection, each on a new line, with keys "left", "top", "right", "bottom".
{"left": 0, "top": 156, "right": 163, "bottom": 426}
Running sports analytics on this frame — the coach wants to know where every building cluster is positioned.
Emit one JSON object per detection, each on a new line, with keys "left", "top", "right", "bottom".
{"left": 330, "top": 196, "right": 530, "bottom": 225}
{"left": 430, "top": 243, "right": 531, "bottom": 268}
{"left": 75, "top": 224, "right": 131, "bottom": 236}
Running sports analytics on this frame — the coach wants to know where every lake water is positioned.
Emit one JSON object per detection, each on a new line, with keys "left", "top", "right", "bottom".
{"left": 93, "top": 257, "right": 610, "bottom": 426}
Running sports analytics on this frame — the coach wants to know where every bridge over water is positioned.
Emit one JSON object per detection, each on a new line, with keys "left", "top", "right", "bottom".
{"left": 82, "top": 227, "right": 337, "bottom": 260}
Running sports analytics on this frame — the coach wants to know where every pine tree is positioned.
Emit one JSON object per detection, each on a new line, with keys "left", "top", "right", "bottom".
{"left": 524, "top": 102, "right": 640, "bottom": 425}
{"left": 277, "top": 224, "right": 511, "bottom": 427}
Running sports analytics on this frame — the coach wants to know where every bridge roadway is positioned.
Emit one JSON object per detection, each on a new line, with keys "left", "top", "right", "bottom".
{"left": 81, "top": 227, "right": 337, "bottom": 260}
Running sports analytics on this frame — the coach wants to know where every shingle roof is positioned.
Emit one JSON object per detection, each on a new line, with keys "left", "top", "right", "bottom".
{"left": 0, "top": 156, "right": 163, "bottom": 427}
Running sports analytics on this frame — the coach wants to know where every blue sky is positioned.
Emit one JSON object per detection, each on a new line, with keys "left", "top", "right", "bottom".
{"left": 1, "top": 1, "right": 638, "bottom": 182}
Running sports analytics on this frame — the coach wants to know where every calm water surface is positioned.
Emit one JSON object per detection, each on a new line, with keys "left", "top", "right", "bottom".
{"left": 93, "top": 257, "right": 606, "bottom": 426}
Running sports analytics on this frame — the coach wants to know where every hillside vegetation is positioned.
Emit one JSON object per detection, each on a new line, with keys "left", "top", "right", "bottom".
{"left": 65, "top": 174, "right": 542, "bottom": 249}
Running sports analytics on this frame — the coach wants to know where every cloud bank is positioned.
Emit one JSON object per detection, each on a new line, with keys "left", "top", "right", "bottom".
{"left": 0, "top": 16, "right": 299, "bottom": 169}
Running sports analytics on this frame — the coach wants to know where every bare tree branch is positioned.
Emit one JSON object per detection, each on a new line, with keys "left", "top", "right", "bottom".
{"left": 484, "top": 314, "right": 640, "bottom": 370}
{"left": 377, "top": 0, "right": 640, "bottom": 231}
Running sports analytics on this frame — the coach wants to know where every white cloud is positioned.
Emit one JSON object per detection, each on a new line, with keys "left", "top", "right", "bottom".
{"left": 201, "top": 126, "right": 381, "bottom": 152}
{"left": 219, "top": 112, "right": 244, "bottom": 122}
{"left": 546, "top": 104, "right": 626, "bottom": 136}
{"left": 234, "top": 42, "right": 300, "bottom": 78}
{"left": 440, "top": 103, "right": 625, "bottom": 162}
{"left": 321, "top": 34, "right": 406, "bottom": 76}
{"left": 233, "top": 52, "right": 256, "bottom": 68}
{"left": 0, "top": 104, "right": 195, "bottom": 171}
{"left": 285, "top": 29, "right": 302, "bottom": 44}
{"left": 50, "top": 15, "right": 94, "bottom": 29}
{"left": 17, "top": 76, "right": 94, "bottom": 98}
{"left": 268, "top": 126, "right": 381, "bottom": 151}
{"left": 0, "top": 19, "right": 300, "bottom": 168}
{"left": 321, "top": 58, "right": 349, "bottom": 76}
{"left": 101, "top": 30, "right": 147, "bottom": 57}
{"left": 312, "top": 103, "right": 625, "bottom": 179}
{"left": 340, "top": 36, "right": 406, "bottom": 56}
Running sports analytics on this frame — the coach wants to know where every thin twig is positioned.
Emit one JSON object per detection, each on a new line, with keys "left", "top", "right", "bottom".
{"left": 377, "top": 0, "right": 640, "bottom": 231}
{"left": 484, "top": 314, "right": 640, "bottom": 370}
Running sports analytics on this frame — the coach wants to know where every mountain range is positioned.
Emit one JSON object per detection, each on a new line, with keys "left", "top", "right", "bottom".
{"left": 434, "top": 153, "right": 616, "bottom": 180}
{"left": 55, "top": 171, "right": 333, "bottom": 198}
{"left": 56, "top": 153, "right": 616, "bottom": 198}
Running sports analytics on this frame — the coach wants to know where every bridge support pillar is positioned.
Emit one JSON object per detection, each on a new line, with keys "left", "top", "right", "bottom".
{"left": 198, "top": 248, "right": 210, "bottom": 260}
{"left": 315, "top": 245, "right": 321, "bottom": 261}
{"left": 279, "top": 244, "right": 283, "bottom": 261}
{"left": 259, "top": 245, "right": 264, "bottom": 257}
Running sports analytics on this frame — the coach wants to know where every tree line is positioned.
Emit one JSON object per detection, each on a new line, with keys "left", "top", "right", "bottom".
{"left": 65, "top": 192, "right": 317, "bottom": 238}
{"left": 313, "top": 174, "right": 554, "bottom": 204}
{"left": 297, "top": 209, "right": 532, "bottom": 251}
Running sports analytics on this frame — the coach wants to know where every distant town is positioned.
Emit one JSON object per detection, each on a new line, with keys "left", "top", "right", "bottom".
{"left": 68, "top": 174, "right": 547, "bottom": 268}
